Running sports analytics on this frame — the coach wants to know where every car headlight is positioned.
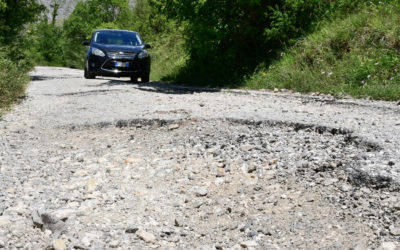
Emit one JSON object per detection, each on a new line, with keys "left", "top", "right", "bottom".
{"left": 138, "top": 51, "right": 149, "bottom": 59}
{"left": 92, "top": 48, "right": 105, "bottom": 57}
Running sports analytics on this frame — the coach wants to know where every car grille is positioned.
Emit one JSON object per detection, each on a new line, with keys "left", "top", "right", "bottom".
{"left": 107, "top": 51, "right": 136, "bottom": 57}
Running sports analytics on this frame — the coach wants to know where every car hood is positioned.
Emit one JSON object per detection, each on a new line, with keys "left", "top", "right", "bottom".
{"left": 93, "top": 43, "right": 144, "bottom": 53}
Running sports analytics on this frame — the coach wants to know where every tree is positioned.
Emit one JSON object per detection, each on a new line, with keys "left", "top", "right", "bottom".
{"left": 23, "top": 0, "right": 65, "bottom": 66}
{"left": 50, "top": 0, "right": 61, "bottom": 26}
{"left": 0, "top": 0, "right": 44, "bottom": 44}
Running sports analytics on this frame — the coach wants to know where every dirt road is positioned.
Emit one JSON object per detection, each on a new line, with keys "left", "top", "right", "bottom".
{"left": 0, "top": 66, "right": 399, "bottom": 249}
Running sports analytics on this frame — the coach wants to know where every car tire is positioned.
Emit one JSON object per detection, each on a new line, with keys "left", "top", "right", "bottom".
{"left": 130, "top": 76, "right": 139, "bottom": 83}
{"left": 84, "top": 67, "right": 95, "bottom": 79}
{"left": 141, "top": 72, "right": 150, "bottom": 83}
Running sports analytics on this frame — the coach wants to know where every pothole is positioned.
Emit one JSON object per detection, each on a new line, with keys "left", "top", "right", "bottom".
{"left": 44, "top": 89, "right": 128, "bottom": 97}
{"left": 30, "top": 75, "right": 82, "bottom": 81}
{"left": 2, "top": 118, "right": 399, "bottom": 248}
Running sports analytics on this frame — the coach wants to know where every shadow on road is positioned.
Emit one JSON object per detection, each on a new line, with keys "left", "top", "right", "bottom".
{"left": 102, "top": 79, "right": 221, "bottom": 95}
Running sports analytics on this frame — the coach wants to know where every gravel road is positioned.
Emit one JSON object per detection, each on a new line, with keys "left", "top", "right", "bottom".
{"left": 0, "top": 66, "right": 399, "bottom": 249}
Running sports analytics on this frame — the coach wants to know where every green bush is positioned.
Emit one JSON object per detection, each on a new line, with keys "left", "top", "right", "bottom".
{"left": 246, "top": 1, "right": 400, "bottom": 100}
{"left": 27, "top": 18, "right": 64, "bottom": 66}
{"left": 151, "top": 0, "right": 382, "bottom": 86}
{"left": 130, "top": 0, "right": 188, "bottom": 81}
{"left": 0, "top": 47, "right": 30, "bottom": 109}
{"left": 0, "top": 0, "right": 44, "bottom": 110}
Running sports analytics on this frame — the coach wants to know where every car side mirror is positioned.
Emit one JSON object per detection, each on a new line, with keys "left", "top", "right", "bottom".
{"left": 144, "top": 43, "right": 151, "bottom": 49}
{"left": 83, "top": 40, "right": 90, "bottom": 46}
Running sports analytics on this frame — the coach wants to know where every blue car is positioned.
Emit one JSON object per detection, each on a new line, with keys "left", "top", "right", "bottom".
{"left": 83, "top": 29, "right": 151, "bottom": 83}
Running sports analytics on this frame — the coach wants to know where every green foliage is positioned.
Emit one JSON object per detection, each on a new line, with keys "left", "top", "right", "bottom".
{"left": 27, "top": 13, "right": 64, "bottom": 66}
{"left": 130, "top": 0, "right": 188, "bottom": 81}
{"left": 151, "top": 0, "right": 385, "bottom": 86}
{"left": 0, "top": 1, "right": 6, "bottom": 11}
{"left": 246, "top": 1, "right": 400, "bottom": 101}
{"left": 149, "top": 22, "right": 187, "bottom": 81}
{"left": 152, "top": 0, "right": 278, "bottom": 85}
{"left": 0, "top": 0, "right": 44, "bottom": 44}
{"left": 0, "top": 46, "right": 30, "bottom": 110}
{"left": 0, "top": 0, "right": 43, "bottom": 110}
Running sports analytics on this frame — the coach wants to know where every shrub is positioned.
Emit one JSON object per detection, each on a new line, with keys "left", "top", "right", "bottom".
{"left": 246, "top": 1, "right": 400, "bottom": 101}
{"left": 0, "top": 47, "right": 30, "bottom": 109}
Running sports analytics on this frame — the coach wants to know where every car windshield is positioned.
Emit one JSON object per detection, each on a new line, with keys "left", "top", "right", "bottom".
{"left": 93, "top": 31, "right": 143, "bottom": 46}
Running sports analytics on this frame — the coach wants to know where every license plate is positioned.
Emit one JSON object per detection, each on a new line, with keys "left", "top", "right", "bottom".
{"left": 115, "top": 61, "right": 129, "bottom": 67}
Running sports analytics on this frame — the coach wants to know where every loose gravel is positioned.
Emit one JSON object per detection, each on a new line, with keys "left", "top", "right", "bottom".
{"left": 0, "top": 66, "right": 399, "bottom": 249}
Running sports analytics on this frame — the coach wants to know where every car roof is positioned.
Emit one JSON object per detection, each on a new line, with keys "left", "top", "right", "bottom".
{"left": 93, "top": 29, "right": 138, "bottom": 34}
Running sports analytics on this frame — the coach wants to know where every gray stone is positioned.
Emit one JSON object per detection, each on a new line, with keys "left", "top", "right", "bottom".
{"left": 125, "top": 228, "right": 139, "bottom": 234}
{"left": 247, "top": 165, "right": 257, "bottom": 173}
{"left": 32, "top": 210, "right": 64, "bottom": 232}
{"left": 247, "top": 231, "right": 257, "bottom": 237}
{"left": 188, "top": 173, "right": 195, "bottom": 180}
{"left": 194, "top": 187, "right": 208, "bottom": 197}
{"left": 109, "top": 240, "right": 119, "bottom": 248}
{"left": 240, "top": 241, "right": 257, "bottom": 248}
{"left": 241, "top": 145, "right": 255, "bottom": 151}
{"left": 174, "top": 219, "right": 182, "bottom": 227}
{"left": 216, "top": 168, "right": 225, "bottom": 177}
{"left": 54, "top": 209, "right": 75, "bottom": 221}
{"left": 32, "top": 210, "right": 43, "bottom": 228}
{"left": 8, "top": 203, "right": 26, "bottom": 215}
{"left": 52, "top": 239, "right": 67, "bottom": 250}
{"left": 389, "top": 225, "right": 400, "bottom": 236}
{"left": 323, "top": 178, "right": 338, "bottom": 186}
{"left": 340, "top": 184, "right": 352, "bottom": 192}
{"left": 168, "top": 124, "right": 180, "bottom": 130}
{"left": 136, "top": 230, "right": 156, "bottom": 243}
{"left": 193, "top": 200, "right": 206, "bottom": 209}
{"left": 378, "top": 242, "right": 397, "bottom": 250}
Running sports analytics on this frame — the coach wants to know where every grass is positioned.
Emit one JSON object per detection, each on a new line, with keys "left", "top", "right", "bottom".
{"left": 245, "top": 1, "right": 400, "bottom": 101}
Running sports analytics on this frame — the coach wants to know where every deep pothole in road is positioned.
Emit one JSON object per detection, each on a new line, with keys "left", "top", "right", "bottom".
{"left": 66, "top": 117, "right": 388, "bottom": 188}
{"left": 3, "top": 118, "right": 398, "bottom": 248}
{"left": 46, "top": 118, "right": 398, "bottom": 246}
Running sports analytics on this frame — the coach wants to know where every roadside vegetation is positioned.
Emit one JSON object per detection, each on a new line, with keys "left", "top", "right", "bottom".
{"left": 1, "top": 0, "right": 399, "bottom": 110}
{"left": 0, "top": 0, "right": 44, "bottom": 110}
{"left": 0, "top": 48, "right": 31, "bottom": 109}
{"left": 246, "top": 1, "right": 400, "bottom": 100}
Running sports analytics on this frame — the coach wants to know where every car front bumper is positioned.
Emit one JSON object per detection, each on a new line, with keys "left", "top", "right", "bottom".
{"left": 87, "top": 53, "right": 150, "bottom": 77}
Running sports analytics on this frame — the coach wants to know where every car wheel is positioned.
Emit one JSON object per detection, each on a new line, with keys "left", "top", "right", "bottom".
{"left": 84, "top": 62, "right": 95, "bottom": 79}
{"left": 130, "top": 76, "right": 139, "bottom": 83}
{"left": 84, "top": 69, "right": 95, "bottom": 79}
{"left": 141, "top": 72, "right": 150, "bottom": 83}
